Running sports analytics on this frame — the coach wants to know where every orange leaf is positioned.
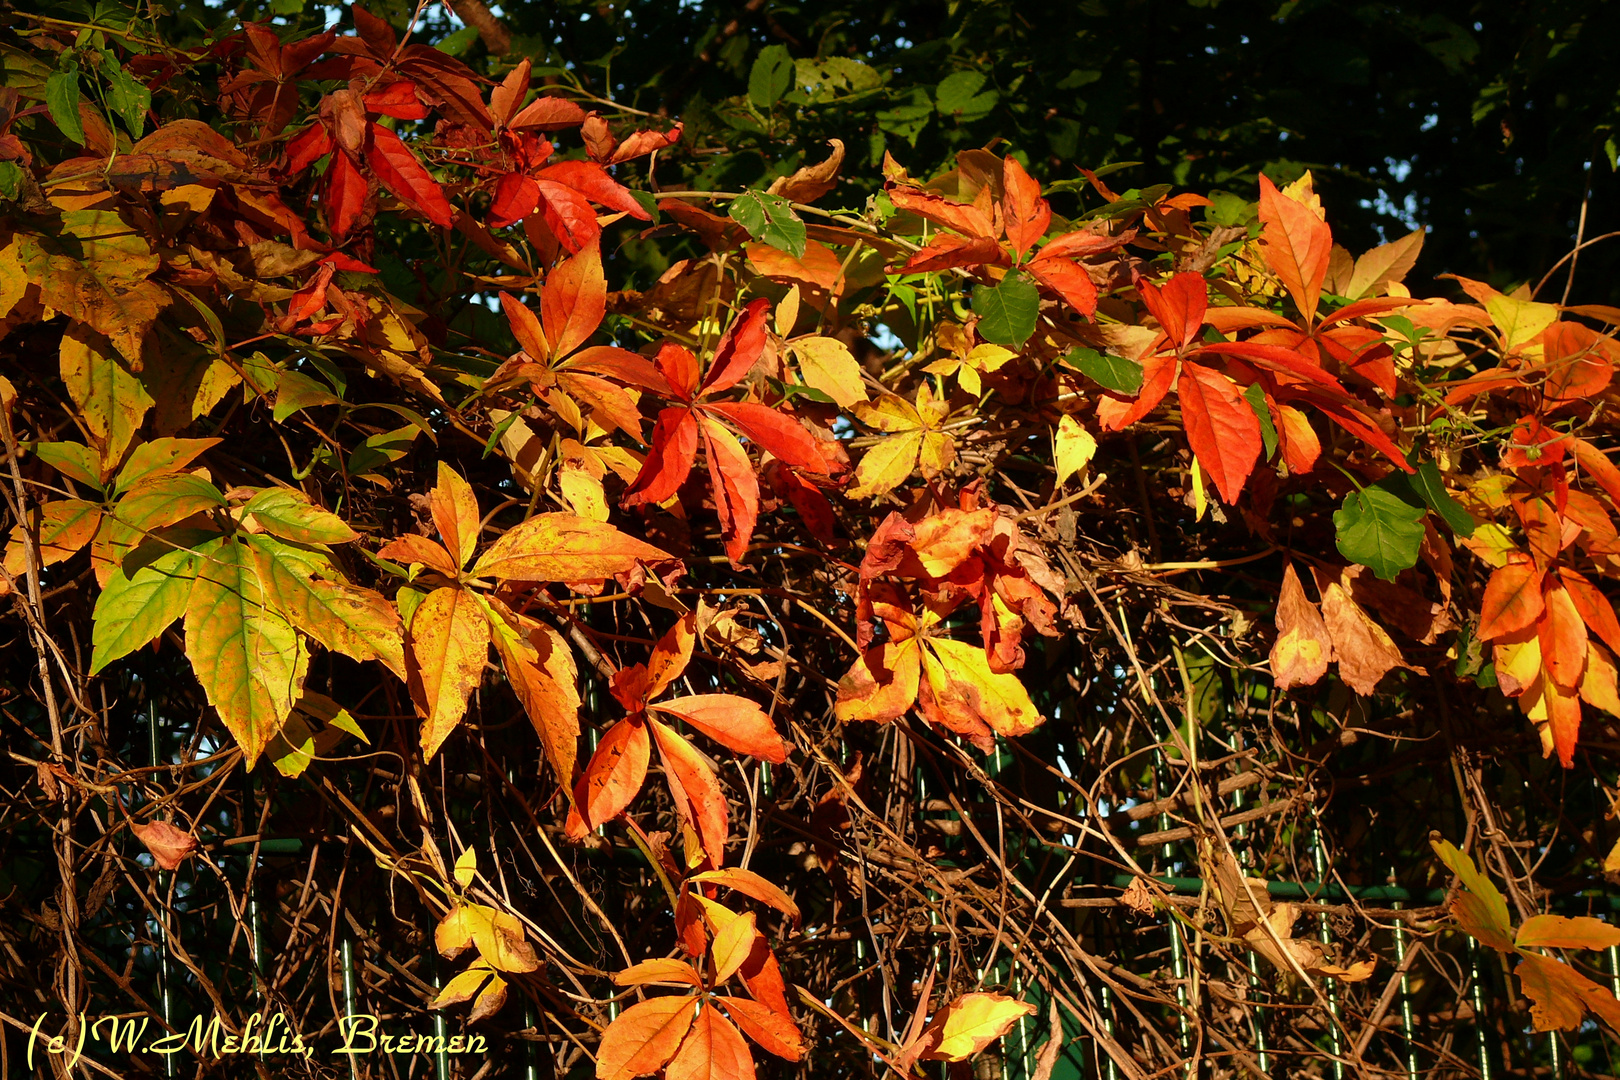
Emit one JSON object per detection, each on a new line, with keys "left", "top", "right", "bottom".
{"left": 1001, "top": 155, "right": 1051, "bottom": 258}
{"left": 490, "top": 613, "right": 580, "bottom": 786}
{"left": 500, "top": 290, "right": 550, "bottom": 360}
{"left": 737, "top": 936, "right": 792, "bottom": 1018}
{"left": 1572, "top": 436, "right": 1620, "bottom": 507}
{"left": 471, "top": 513, "right": 670, "bottom": 582}
{"left": 1557, "top": 568, "right": 1620, "bottom": 657}
{"left": 1537, "top": 581, "right": 1588, "bottom": 690}
{"left": 689, "top": 868, "right": 801, "bottom": 926}
{"left": 567, "top": 717, "right": 650, "bottom": 836}
{"left": 665, "top": 1002, "right": 756, "bottom": 1080}
{"left": 887, "top": 186, "right": 996, "bottom": 240}
{"left": 655, "top": 695, "right": 789, "bottom": 763}
{"left": 703, "top": 297, "right": 771, "bottom": 395}
{"left": 1429, "top": 837, "right": 1516, "bottom": 952}
{"left": 612, "top": 958, "right": 704, "bottom": 988}
{"left": 1177, "top": 362, "right": 1261, "bottom": 503}
{"left": 1516, "top": 952, "right": 1620, "bottom": 1034}
{"left": 407, "top": 586, "right": 490, "bottom": 761}
{"left": 1477, "top": 557, "right": 1545, "bottom": 641}
{"left": 649, "top": 718, "right": 730, "bottom": 865}
{"left": 642, "top": 611, "right": 697, "bottom": 704}
{"left": 1540, "top": 322, "right": 1614, "bottom": 401}
{"left": 1319, "top": 580, "right": 1407, "bottom": 696}
{"left": 1258, "top": 173, "right": 1332, "bottom": 324}
{"left": 716, "top": 995, "right": 804, "bottom": 1061}
{"left": 543, "top": 244, "right": 606, "bottom": 361}
{"left": 1517, "top": 914, "right": 1620, "bottom": 951}
{"left": 1024, "top": 254, "right": 1098, "bottom": 317}
{"left": 130, "top": 820, "right": 196, "bottom": 870}
{"left": 596, "top": 995, "right": 699, "bottom": 1080}
{"left": 710, "top": 910, "right": 758, "bottom": 985}
{"left": 377, "top": 534, "right": 461, "bottom": 578}
{"left": 1137, "top": 272, "right": 1207, "bottom": 351}
{"left": 1271, "top": 562, "right": 1333, "bottom": 690}
{"left": 702, "top": 417, "right": 762, "bottom": 569}
{"left": 430, "top": 461, "right": 481, "bottom": 569}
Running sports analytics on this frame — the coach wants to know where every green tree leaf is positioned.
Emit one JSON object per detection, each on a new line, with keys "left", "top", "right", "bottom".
{"left": 748, "top": 45, "right": 793, "bottom": 109}
{"left": 1410, "top": 460, "right": 1475, "bottom": 537}
{"left": 727, "top": 191, "right": 806, "bottom": 257}
{"left": 102, "top": 54, "right": 150, "bottom": 138}
{"left": 1333, "top": 484, "right": 1425, "bottom": 581}
{"left": 935, "top": 71, "right": 999, "bottom": 122}
{"left": 1065, "top": 347, "right": 1142, "bottom": 395}
{"left": 974, "top": 272, "right": 1040, "bottom": 349}
{"left": 184, "top": 537, "right": 309, "bottom": 769}
{"left": 45, "top": 68, "right": 85, "bottom": 146}
{"left": 90, "top": 543, "right": 198, "bottom": 674}
{"left": 1244, "top": 383, "right": 1278, "bottom": 459}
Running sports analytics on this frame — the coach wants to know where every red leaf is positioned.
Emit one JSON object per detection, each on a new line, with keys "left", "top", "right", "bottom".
{"left": 489, "top": 60, "right": 531, "bottom": 128}
{"left": 624, "top": 408, "right": 699, "bottom": 507}
{"left": 538, "top": 158, "right": 650, "bottom": 219}
{"left": 1258, "top": 173, "right": 1332, "bottom": 324}
{"left": 542, "top": 244, "right": 606, "bottom": 360}
{"left": 285, "top": 122, "right": 332, "bottom": 173}
{"left": 607, "top": 123, "right": 683, "bottom": 165}
{"left": 570, "top": 345, "right": 671, "bottom": 395}
{"left": 649, "top": 718, "right": 730, "bottom": 865}
{"left": 1572, "top": 436, "right": 1620, "bottom": 507}
{"left": 1478, "top": 556, "right": 1546, "bottom": 641}
{"left": 351, "top": 7, "right": 397, "bottom": 56}
{"left": 366, "top": 123, "right": 452, "bottom": 227}
{"left": 702, "top": 418, "right": 762, "bottom": 568}
{"left": 703, "top": 298, "right": 771, "bottom": 395}
{"left": 1025, "top": 254, "right": 1098, "bottom": 317}
{"left": 657, "top": 343, "right": 702, "bottom": 401}
{"left": 507, "top": 95, "right": 589, "bottom": 131}
{"left": 887, "top": 185, "right": 997, "bottom": 240}
{"left": 1039, "top": 228, "right": 1133, "bottom": 261}
{"left": 1138, "top": 272, "right": 1208, "bottom": 351}
{"left": 1001, "top": 155, "right": 1051, "bottom": 258}
{"left": 533, "top": 178, "right": 601, "bottom": 253}
{"left": 702, "top": 402, "right": 827, "bottom": 472}
{"left": 1504, "top": 415, "right": 1570, "bottom": 470}
{"left": 1541, "top": 322, "right": 1615, "bottom": 401}
{"left": 900, "top": 234, "right": 1008, "bottom": 274}
{"left": 324, "top": 151, "right": 369, "bottom": 240}
{"left": 488, "top": 172, "right": 541, "bottom": 229}
{"left": 1178, "top": 363, "right": 1261, "bottom": 502}
{"left": 655, "top": 694, "right": 789, "bottom": 762}
{"left": 565, "top": 716, "right": 650, "bottom": 837}
{"left": 364, "top": 79, "right": 429, "bottom": 119}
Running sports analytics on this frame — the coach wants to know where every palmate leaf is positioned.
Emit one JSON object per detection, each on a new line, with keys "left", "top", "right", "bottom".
{"left": 184, "top": 536, "right": 309, "bottom": 768}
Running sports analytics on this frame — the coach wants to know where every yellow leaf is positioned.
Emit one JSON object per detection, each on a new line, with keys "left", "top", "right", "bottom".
{"left": 454, "top": 847, "right": 477, "bottom": 887}
{"left": 1054, "top": 415, "right": 1096, "bottom": 486}
{"left": 488, "top": 600, "right": 580, "bottom": 785}
{"left": 917, "top": 992, "right": 1035, "bottom": 1062}
{"left": 23, "top": 211, "right": 168, "bottom": 365}
{"left": 922, "top": 637, "right": 1043, "bottom": 739}
{"left": 60, "top": 326, "right": 152, "bottom": 469}
{"left": 710, "top": 910, "right": 758, "bottom": 985}
{"left": 559, "top": 462, "right": 609, "bottom": 521}
{"left": 1429, "top": 837, "right": 1516, "bottom": 952}
{"left": 793, "top": 335, "right": 867, "bottom": 407}
{"left": 408, "top": 586, "right": 490, "bottom": 761}
{"left": 432, "top": 962, "right": 494, "bottom": 1007}
{"left": 847, "top": 430, "right": 923, "bottom": 499}
{"left": 434, "top": 903, "right": 540, "bottom": 973}
{"left": 471, "top": 513, "right": 670, "bottom": 582}
{"left": 248, "top": 534, "right": 407, "bottom": 680}
{"left": 612, "top": 959, "right": 704, "bottom": 988}
{"left": 774, "top": 284, "right": 800, "bottom": 337}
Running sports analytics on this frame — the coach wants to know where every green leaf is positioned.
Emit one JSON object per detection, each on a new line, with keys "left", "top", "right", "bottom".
{"left": 102, "top": 55, "right": 150, "bottom": 138}
{"left": 727, "top": 190, "right": 806, "bottom": 258}
{"left": 1333, "top": 484, "right": 1425, "bottom": 581}
{"left": 113, "top": 473, "right": 226, "bottom": 533}
{"left": 184, "top": 536, "right": 309, "bottom": 769}
{"left": 974, "top": 272, "right": 1040, "bottom": 349}
{"left": 243, "top": 487, "right": 360, "bottom": 545}
{"left": 435, "top": 25, "right": 480, "bottom": 55}
{"left": 1410, "top": 460, "right": 1475, "bottom": 537}
{"left": 272, "top": 367, "right": 343, "bottom": 421}
{"left": 46, "top": 68, "right": 85, "bottom": 146}
{"left": 1065, "top": 347, "right": 1142, "bottom": 395}
{"left": 0, "top": 161, "right": 24, "bottom": 201}
{"left": 33, "top": 441, "right": 104, "bottom": 491}
{"left": 90, "top": 543, "right": 198, "bottom": 674}
{"left": 1244, "top": 383, "right": 1278, "bottom": 459}
{"left": 748, "top": 44, "right": 793, "bottom": 109}
{"left": 935, "top": 71, "right": 999, "bottom": 122}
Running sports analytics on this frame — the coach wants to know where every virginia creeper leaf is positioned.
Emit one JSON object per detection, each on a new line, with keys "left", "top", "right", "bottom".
{"left": 1065, "top": 347, "right": 1142, "bottom": 395}
{"left": 974, "top": 272, "right": 1040, "bottom": 349}
{"left": 90, "top": 544, "right": 198, "bottom": 674}
{"left": 1333, "top": 485, "right": 1425, "bottom": 581}
{"left": 596, "top": 995, "right": 699, "bottom": 1080}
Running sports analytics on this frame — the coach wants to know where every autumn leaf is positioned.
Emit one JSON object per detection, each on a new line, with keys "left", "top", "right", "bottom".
{"left": 434, "top": 903, "right": 540, "bottom": 973}
{"left": 913, "top": 992, "right": 1035, "bottom": 1062}
{"left": 1270, "top": 562, "right": 1333, "bottom": 690}
{"left": 1428, "top": 837, "right": 1519, "bottom": 953}
{"left": 1054, "top": 414, "right": 1097, "bottom": 486}
{"left": 567, "top": 716, "right": 651, "bottom": 837}
{"left": 596, "top": 995, "right": 699, "bottom": 1080}
{"left": 472, "top": 514, "right": 670, "bottom": 582}
{"left": 90, "top": 543, "right": 199, "bottom": 674}
{"left": 1258, "top": 173, "right": 1332, "bottom": 325}
{"left": 130, "top": 820, "right": 197, "bottom": 870}
{"left": 612, "top": 959, "right": 704, "bottom": 988}
{"left": 848, "top": 384, "right": 954, "bottom": 499}
{"left": 666, "top": 1005, "right": 756, "bottom": 1080}
{"left": 407, "top": 586, "right": 491, "bottom": 761}
{"left": 716, "top": 996, "right": 805, "bottom": 1062}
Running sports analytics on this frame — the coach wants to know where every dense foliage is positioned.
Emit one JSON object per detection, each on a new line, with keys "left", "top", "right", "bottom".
{"left": 3, "top": 3, "right": 1620, "bottom": 1079}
